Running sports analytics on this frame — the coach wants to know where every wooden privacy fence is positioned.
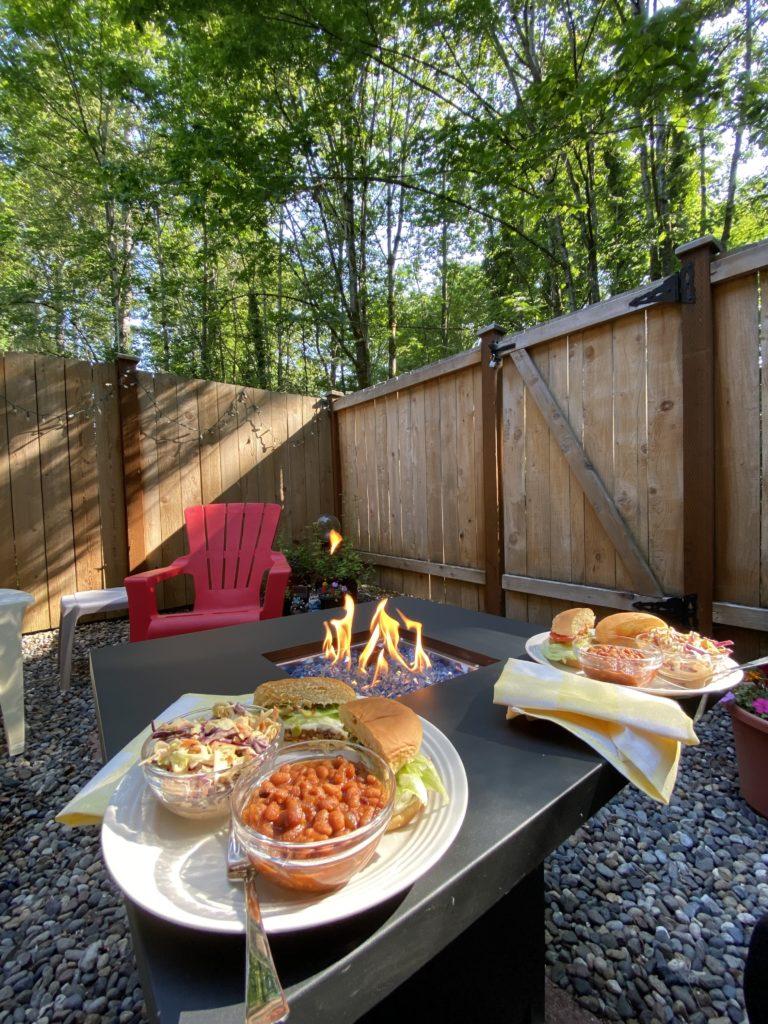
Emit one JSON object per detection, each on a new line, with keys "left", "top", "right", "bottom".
{"left": 0, "top": 354, "right": 333, "bottom": 632}
{"left": 331, "top": 235, "right": 768, "bottom": 656}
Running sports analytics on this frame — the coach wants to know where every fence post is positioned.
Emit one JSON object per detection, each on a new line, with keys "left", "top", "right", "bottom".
{"left": 675, "top": 235, "right": 723, "bottom": 635}
{"left": 478, "top": 325, "right": 506, "bottom": 616}
{"left": 326, "top": 391, "right": 344, "bottom": 526}
{"left": 116, "top": 355, "right": 146, "bottom": 573}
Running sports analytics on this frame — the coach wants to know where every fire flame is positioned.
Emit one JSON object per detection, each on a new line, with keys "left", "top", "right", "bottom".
{"left": 328, "top": 529, "right": 343, "bottom": 555}
{"left": 398, "top": 611, "right": 432, "bottom": 672}
{"left": 324, "top": 593, "right": 354, "bottom": 665}
{"left": 323, "top": 595, "right": 431, "bottom": 679}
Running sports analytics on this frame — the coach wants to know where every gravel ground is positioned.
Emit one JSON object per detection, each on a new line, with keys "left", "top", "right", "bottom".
{"left": 1, "top": 619, "right": 766, "bottom": 1024}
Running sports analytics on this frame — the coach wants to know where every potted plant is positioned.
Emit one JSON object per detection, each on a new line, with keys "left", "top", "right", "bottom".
{"left": 728, "top": 672, "right": 768, "bottom": 819}
{"left": 280, "top": 527, "right": 371, "bottom": 614}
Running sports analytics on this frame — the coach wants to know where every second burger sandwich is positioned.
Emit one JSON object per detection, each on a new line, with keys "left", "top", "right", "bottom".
{"left": 340, "top": 697, "right": 447, "bottom": 830}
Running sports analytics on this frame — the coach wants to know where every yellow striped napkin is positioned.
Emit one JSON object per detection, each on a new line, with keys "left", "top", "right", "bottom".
{"left": 493, "top": 659, "right": 699, "bottom": 803}
{"left": 56, "top": 692, "right": 252, "bottom": 826}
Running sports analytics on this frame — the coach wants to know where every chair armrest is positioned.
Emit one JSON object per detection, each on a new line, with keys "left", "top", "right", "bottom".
{"left": 262, "top": 551, "right": 291, "bottom": 619}
{"left": 124, "top": 559, "right": 190, "bottom": 641}
{"left": 125, "top": 557, "right": 190, "bottom": 587}
{"left": 269, "top": 551, "right": 291, "bottom": 574}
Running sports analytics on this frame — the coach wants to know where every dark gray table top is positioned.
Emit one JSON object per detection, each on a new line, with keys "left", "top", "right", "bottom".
{"left": 90, "top": 598, "right": 624, "bottom": 1023}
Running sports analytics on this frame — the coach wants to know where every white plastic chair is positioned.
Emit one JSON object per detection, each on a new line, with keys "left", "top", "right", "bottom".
{"left": 0, "top": 589, "right": 33, "bottom": 756}
{"left": 58, "top": 587, "right": 128, "bottom": 691}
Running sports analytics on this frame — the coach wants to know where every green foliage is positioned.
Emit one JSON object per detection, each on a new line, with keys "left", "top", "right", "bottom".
{"left": 279, "top": 527, "right": 372, "bottom": 590}
{"left": 0, "top": 0, "right": 766, "bottom": 388}
{"left": 733, "top": 678, "right": 768, "bottom": 722}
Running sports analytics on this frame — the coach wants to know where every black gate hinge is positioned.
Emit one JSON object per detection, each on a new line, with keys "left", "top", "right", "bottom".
{"left": 628, "top": 261, "right": 695, "bottom": 309}
{"left": 632, "top": 594, "right": 698, "bottom": 630}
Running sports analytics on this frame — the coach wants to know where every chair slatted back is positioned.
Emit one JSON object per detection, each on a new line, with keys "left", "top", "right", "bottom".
{"left": 184, "top": 503, "right": 282, "bottom": 609}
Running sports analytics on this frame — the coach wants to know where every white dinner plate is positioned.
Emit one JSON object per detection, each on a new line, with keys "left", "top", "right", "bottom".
{"left": 525, "top": 631, "right": 743, "bottom": 698}
{"left": 101, "top": 717, "right": 467, "bottom": 934}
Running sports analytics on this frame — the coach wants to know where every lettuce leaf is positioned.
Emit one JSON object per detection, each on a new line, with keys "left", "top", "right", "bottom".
{"left": 395, "top": 753, "right": 448, "bottom": 811}
{"left": 281, "top": 706, "right": 346, "bottom": 738}
{"left": 540, "top": 640, "right": 575, "bottom": 664}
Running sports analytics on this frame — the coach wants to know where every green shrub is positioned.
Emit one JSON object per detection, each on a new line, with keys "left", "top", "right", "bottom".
{"left": 279, "top": 526, "right": 371, "bottom": 589}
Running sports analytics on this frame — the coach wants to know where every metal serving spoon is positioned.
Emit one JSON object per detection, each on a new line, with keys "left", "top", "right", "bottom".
{"left": 228, "top": 816, "right": 248, "bottom": 880}
{"left": 244, "top": 867, "right": 289, "bottom": 1024}
{"left": 226, "top": 818, "right": 289, "bottom": 1023}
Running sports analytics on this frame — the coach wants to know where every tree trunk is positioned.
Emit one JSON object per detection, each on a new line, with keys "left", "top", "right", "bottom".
{"left": 247, "top": 286, "right": 268, "bottom": 388}
{"left": 440, "top": 216, "right": 449, "bottom": 354}
{"left": 722, "top": 0, "right": 753, "bottom": 248}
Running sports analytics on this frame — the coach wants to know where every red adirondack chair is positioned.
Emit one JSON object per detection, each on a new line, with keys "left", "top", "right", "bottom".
{"left": 124, "top": 503, "right": 291, "bottom": 642}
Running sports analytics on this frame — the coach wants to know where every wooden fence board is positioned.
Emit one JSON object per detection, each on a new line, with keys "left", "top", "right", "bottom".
{"left": 382, "top": 395, "right": 403, "bottom": 594}
{"left": 501, "top": 358, "right": 527, "bottom": 621}
{"left": 438, "top": 374, "right": 462, "bottom": 608}
{"left": 154, "top": 373, "right": 186, "bottom": 608}
{"left": 217, "top": 383, "right": 244, "bottom": 504}
{"left": 35, "top": 356, "right": 78, "bottom": 625}
{"left": 257, "top": 393, "right": 281, "bottom": 507}
{"left": 567, "top": 333, "right": 586, "bottom": 587}
{"left": 714, "top": 275, "right": 761, "bottom": 606}
{"left": 135, "top": 370, "right": 163, "bottom": 575}
{"left": 304, "top": 396, "right": 323, "bottom": 529}
{"left": 66, "top": 360, "right": 103, "bottom": 596}
{"left": 424, "top": 381, "right": 445, "bottom": 604}
{"left": 408, "top": 387, "right": 430, "bottom": 599}
{"left": 93, "top": 362, "right": 128, "bottom": 591}
{"left": 612, "top": 313, "right": 647, "bottom": 591}
{"left": 197, "top": 380, "right": 224, "bottom": 506}
{"left": 581, "top": 325, "right": 616, "bottom": 590}
{"left": 5, "top": 353, "right": 50, "bottom": 630}
{"left": 0, "top": 360, "right": 16, "bottom": 591}
{"left": 176, "top": 378, "right": 203, "bottom": 604}
{"left": 455, "top": 369, "right": 479, "bottom": 609}
{"left": 363, "top": 398, "right": 379, "bottom": 557}
{"left": 646, "top": 306, "right": 683, "bottom": 593}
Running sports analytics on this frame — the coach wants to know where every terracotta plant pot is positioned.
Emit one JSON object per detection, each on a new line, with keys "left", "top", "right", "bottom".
{"left": 729, "top": 702, "right": 768, "bottom": 819}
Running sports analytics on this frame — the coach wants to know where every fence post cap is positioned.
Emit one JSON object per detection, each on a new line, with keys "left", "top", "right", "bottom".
{"left": 116, "top": 353, "right": 140, "bottom": 366}
{"left": 675, "top": 236, "right": 724, "bottom": 257}
{"left": 477, "top": 323, "right": 506, "bottom": 338}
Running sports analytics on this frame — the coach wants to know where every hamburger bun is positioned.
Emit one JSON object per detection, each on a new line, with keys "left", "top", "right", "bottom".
{"left": 594, "top": 612, "right": 667, "bottom": 645}
{"left": 550, "top": 607, "right": 595, "bottom": 644}
{"left": 253, "top": 677, "right": 357, "bottom": 710}
{"left": 339, "top": 697, "right": 422, "bottom": 773}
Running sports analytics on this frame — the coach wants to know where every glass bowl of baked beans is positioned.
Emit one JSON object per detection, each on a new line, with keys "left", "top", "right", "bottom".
{"left": 573, "top": 639, "right": 663, "bottom": 688}
{"left": 230, "top": 740, "right": 396, "bottom": 893}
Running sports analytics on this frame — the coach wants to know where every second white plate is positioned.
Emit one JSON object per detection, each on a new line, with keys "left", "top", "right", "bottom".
{"left": 525, "top": 631, "right": 743, "bottom": 698}
{"left": 102, "top": 716, "right": 468, "bottom": 934}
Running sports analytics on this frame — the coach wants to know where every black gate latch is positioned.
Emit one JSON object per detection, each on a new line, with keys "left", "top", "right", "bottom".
{"left": 628, "top": 261, "right": 695, "bottom": 309}
{"left": 632, "top": 594, "right": 698, "bottom": 630}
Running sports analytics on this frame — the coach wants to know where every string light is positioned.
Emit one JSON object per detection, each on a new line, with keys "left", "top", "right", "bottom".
{"left": 0, "top": 377, "right": 322, "bottom": 452}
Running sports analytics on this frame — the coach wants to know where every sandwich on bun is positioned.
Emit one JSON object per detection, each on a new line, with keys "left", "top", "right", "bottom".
{"left": 253, "top": 677, "right": 356, "bottom": 740}
{"left": 594, "top": 612, "right": 666, "bottom": 645}
{"left": 339, "top": 697, "right": 447, "bottom": 831}
{"left": 543, "top": 608, "right": 596, "bottom": 667}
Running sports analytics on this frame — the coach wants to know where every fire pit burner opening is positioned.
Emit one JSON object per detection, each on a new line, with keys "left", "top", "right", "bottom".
{"left": 267, "top": 595, "right": 483, "bottom": 698}
{"left": 277, "top": 642, "right": 475, "bottom": 696}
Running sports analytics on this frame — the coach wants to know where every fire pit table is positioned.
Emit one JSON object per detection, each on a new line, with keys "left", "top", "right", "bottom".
{"left": 90, "top": 597, "right": 625, "bottom": 1024}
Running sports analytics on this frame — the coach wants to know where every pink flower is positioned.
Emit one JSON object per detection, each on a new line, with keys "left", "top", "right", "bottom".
{"left": 752, "top": 697, "right": 768, "bottom": 715}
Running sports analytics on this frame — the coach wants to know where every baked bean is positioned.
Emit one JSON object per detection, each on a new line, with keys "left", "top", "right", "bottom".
{"left": 263, "top": 801, "right": 281, "bottom": 823}
{"left": 242, "top": 757, "right": 387, "bottom": 843}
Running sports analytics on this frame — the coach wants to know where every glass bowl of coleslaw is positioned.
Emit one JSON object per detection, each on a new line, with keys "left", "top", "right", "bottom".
{"left": 141, "top": 703, "right": 283, "bottom": 820}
